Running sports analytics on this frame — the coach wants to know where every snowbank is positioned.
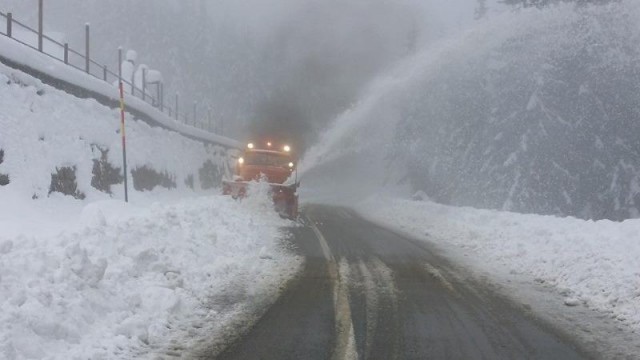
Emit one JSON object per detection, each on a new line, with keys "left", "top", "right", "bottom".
{"left": 356, "top": 196, "right": 640, "bottom": 331}
{"left": 0, "top": 191, "right": 301, "bottom": 359}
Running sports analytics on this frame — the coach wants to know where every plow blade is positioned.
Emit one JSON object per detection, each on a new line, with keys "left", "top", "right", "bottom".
{"left": 222, "top": 180, "right": 299, "bottom": 219}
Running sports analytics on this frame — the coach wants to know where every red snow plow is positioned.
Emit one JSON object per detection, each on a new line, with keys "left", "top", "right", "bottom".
{"left": 223, "top": 141, "right": 299, "bottom": 219}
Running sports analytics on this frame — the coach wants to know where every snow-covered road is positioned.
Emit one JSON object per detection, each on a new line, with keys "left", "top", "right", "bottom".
{"left": 0, "top": 190, "right": 301, "bottom": 359}
{"left": 355, "top": 195, "right": 640, "bottom": 358}
{"left": 215, "top": 205, "right": 588, "bottom": 359}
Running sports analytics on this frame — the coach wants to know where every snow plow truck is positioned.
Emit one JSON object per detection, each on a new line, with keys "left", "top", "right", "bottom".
{"left": 222, "top": 141, "right": 299, "bottom": 219}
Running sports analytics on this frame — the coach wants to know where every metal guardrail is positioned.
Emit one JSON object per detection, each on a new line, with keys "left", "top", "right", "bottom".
{"left": 0, "top": 9, "right": 225, "bottom": 135}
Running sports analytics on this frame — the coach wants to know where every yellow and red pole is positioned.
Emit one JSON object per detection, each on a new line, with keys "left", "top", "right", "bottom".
{"left": 119, "top": 82, "right": 129, "bottom": 202}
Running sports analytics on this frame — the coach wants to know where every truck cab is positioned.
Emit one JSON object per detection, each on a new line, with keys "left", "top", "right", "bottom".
{"left": 223, "top": 142, "right": 299, "bottom": 219}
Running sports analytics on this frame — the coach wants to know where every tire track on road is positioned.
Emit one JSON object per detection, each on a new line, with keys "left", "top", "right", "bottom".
{"left": 203, "top": 205, "right": 590, "bottom": 360}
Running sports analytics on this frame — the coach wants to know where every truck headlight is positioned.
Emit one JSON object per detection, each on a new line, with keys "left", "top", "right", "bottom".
{"left": 238, "top": 157, "right": 244, "bottom": 165}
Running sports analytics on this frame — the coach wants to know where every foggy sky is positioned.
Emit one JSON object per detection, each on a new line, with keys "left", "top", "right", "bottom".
{"left": 0, "top": 0, "right": 476, "bottom": 149}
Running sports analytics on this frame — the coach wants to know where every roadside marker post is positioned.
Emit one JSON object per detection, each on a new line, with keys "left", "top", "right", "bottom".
{"left": 37, "top": 0, "right": 43, "bottom": 51}
{"left": 6, "top": 13, "right": 12, "bottom": 38}
{"left": 85, "top": 23, "right": 90, "bottom": 73}
{"left": 119, "top": 82, "right": 129, "bottom": 203}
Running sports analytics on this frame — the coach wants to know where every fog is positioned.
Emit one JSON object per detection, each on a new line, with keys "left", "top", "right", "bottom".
{"left": 0, "top": 0, "right": 474, "bottom": 148}
{"left": 7, "top": 1, "right": 637, "bottom": 220}
{"left": 300, "top": 1, "right": 640, "bottom": 220}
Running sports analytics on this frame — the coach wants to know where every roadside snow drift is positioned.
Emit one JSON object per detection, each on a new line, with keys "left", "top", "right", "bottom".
{"left": 0, "top": 192, "right": 300, "bottom": 359}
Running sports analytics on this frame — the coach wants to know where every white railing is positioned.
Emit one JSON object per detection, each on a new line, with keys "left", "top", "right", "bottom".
{"left": 0, "top": 9, "right": 227, "bottom": 137}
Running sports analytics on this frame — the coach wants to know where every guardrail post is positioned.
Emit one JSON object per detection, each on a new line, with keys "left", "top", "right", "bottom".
{"left": 208, "top": 108, "right": 213, "bottom": 132}
{"left": 6, "top": 13, "right": 12, "bottom": 37}
{"left": 38, "top": 0, "right": 43, "bottom": 51}
{"left": 85, "top": 23, "right": 90, "bottom": 73}
{"left": 118, "top": 47, "right": 122, "bottom": 83}
{"left": 175, "top": 93, "right": 179, "bottom": 121}
{"left": 1, "top": 13, "right": 221, "bottom": 144}
{"left": 142, "top": 67, "right": 146, "bottom": 101}
{"left": 193, "top": 101, "right": 197, "bottom": 126}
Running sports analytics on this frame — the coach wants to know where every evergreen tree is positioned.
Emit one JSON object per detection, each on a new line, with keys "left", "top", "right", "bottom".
{"left": 474, "top": 0, "right": 488, "bottom": 19}
{"left": 502, "top": 0, "right": 618, "bottom": 8}
{"left": 501, "top": 0, "right": 557, "bottom": 7}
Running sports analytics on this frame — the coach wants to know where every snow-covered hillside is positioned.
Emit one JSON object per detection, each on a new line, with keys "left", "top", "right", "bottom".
{"left": 0, "top": 59, "right": 233, "bottom": 202}
{"left": 302, "top": 1, "right": 640, "bottom": 221}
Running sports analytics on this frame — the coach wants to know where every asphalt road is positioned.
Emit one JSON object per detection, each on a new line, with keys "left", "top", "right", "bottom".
{"left": 205, "top": 205, "right": 589, "bottom": 360}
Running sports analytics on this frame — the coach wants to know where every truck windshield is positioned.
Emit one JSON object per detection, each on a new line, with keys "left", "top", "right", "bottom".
{"left": 244, "top": 152, "right": 291, "bottom": 168}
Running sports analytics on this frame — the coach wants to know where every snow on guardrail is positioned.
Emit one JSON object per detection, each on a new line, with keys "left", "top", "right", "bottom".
{"left": 0, "top": 23, "right": 241, "bottom": 149}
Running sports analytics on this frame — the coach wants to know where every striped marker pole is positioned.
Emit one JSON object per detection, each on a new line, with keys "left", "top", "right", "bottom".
{"left": 119, "top": 82, "right": 129, "bottom": 202}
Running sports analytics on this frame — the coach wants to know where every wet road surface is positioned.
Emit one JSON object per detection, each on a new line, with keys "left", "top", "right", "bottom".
{"left": 201, "top": 205, "right": 589, "bottom": 360}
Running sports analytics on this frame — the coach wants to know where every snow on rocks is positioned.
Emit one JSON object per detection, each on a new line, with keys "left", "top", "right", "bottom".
{"left": 564, "top": 297, "right": 581, "bottom": 307}
{"left": 0, "top": 194, "right": 301, "bottom": 359}
{"left": 355, "top": 196, "right": 640, "bottom": 332}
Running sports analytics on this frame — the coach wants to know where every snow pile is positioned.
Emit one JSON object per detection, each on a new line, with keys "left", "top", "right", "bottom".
{"left": 356, "top": 196, "right": 640, "bottom": 331}
{"left": 0, "top": 194, "right": 300, "bottom": 359}
{"left": 244, "top": 176, "right": 279, "bottom": 214}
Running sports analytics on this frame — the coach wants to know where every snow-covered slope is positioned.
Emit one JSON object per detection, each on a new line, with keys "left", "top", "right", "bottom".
{"left": 0, "top": 44, "right": 302, "bottom": 359}
{"left": 0, "top": 60, "right": 232, "bottom": 201}
{"left": 397, "top": 2, "right": 640, "bottom": 220}
{"left": 302, "top": 1, "right": 640, "bottom": 221}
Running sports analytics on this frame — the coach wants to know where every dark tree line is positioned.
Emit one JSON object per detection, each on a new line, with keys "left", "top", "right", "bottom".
{"left": 474, "top": 0, "right": 619, "bottom": 17}
{"left": 475, "top": 0, "right": 488, "bottom": 19}
{"left": 500, "top": 0, "right": 619, "bottom": 8}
